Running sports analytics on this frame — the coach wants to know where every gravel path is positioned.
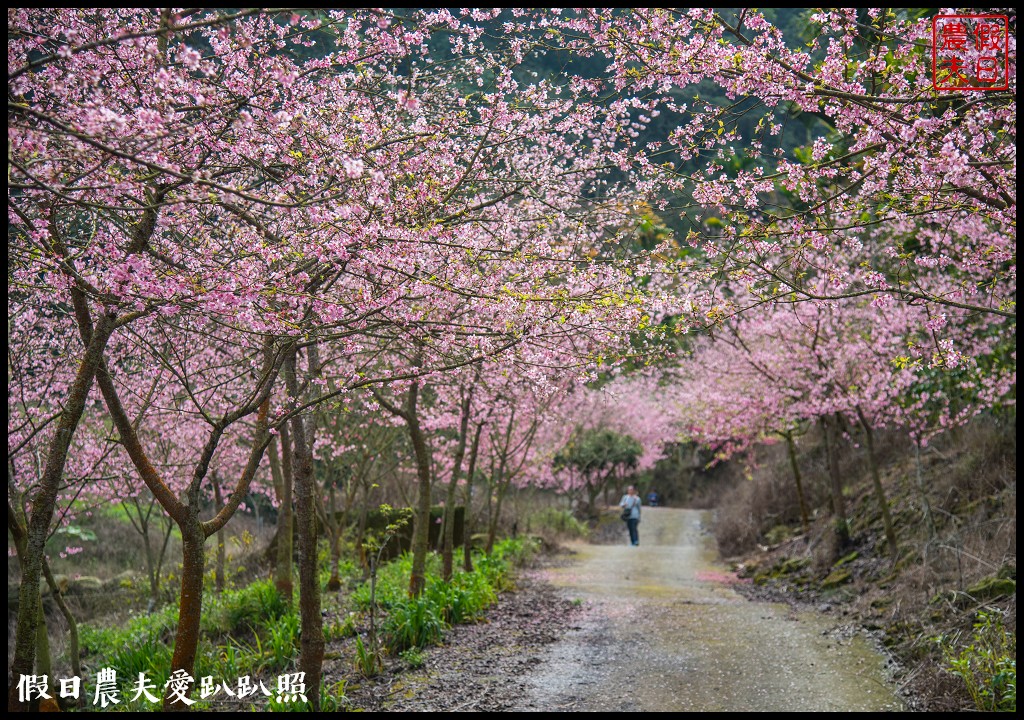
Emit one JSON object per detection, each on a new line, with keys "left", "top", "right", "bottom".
{"left": 346, "top": 507, "right": 908, "bottom": 712}
{"left": 512, "top": 507, "right": 906, "bottom": 712}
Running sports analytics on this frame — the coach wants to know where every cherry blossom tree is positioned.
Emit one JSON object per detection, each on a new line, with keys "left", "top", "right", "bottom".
{"left": 572, "top": 9, "right": 1015, "bottom": 340}
{"left": 674, "top": 270, "right": 1014, "bottom": 559}
{"left": 519, "top": 369, "right": 681, "bottom": 515}
{"left": 10, "top": 8, "right": 1014, "bottom": 711}
{"left": 8, "top": 7, "right": 399, "bottom": 709}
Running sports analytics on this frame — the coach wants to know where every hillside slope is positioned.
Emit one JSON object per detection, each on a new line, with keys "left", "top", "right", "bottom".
{"left": 714, "top": 415, "right": 1016, "bottom": 712}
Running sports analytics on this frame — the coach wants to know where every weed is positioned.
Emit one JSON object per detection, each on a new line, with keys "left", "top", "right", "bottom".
{"left": 265, "top": 679, "right": 347, "bottom": 712}
{"left": 215, "top": 641, "right": 254, "bottom": 680}
{"left": 399, "top": 647, "right": 425, "bottom": 668}
{"left": 107, "top": 635, "right": 172, "bottom": 679}
{"left": 353, "top": 633, "right": 381, "bottom": 678}
{"left": 324, "top": 612, "right": 357, "bottom": 642}
{"left": 213, "top": 578, "right": 290, "bottom": 635}
{"left": 432, "top": 571, "right": 497, "bottom": 624}
{"left": 492, "top": 536, "right": 540, "bottom": 568}
{"left": 383, "top": 596, "right": 448, "bottom": 652}
{"left": 472, "top": 553, "right": 512, "bottom": 592}
{"left": 263, "top": 612, "right": 300, "bottom": 671}
{"left": 938, "top": 609, "right": 1016, "bottom": 712}
{"left": 79, "top": 604, "right": 178, "bottom": 680}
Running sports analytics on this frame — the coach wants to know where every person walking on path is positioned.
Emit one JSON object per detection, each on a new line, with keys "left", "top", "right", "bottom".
{"left": 619, "top": 485, "right": 642, "bottom": 546}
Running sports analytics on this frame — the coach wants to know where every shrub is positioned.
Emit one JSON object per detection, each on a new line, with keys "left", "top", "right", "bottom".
{"left": 529, "top": 508, "right": 589, "bottom": 540}
{"left": 492, "top": 536, "right": 541, "bottom": 567}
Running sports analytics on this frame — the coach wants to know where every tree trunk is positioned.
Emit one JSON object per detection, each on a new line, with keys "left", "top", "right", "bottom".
{"left": 585, "top": 477, "right": 602, "bottom": 520}
{"left": 9, "top": 312, "right": 116, "bottom": 712}
{"left": 486, "top": 413, "right": 518, "bottom": 554}
{"left": 33, "top": 599, "right": 53, "bottom": 700}
{"left": 212, "top": 475, "right": 227, "bottom": 593}
{"left": 784, "top": 431, "right": 810, "bottom": 533}
{"left": 913, "top": 436, "right": 937, "bottom": 540}
{"left": 153, "top": 518, "right": 174, "bottom": 609}
{"left": 326, "top": 483, "right": 342, "bottom": 592}
{"left": 269, "top": 431, "right": 294, "bottom": 603}
{"left": 356, "top": 498, "right": 370, "bottom": 578}
{"left": 92, "top": 327, "right": 280, "bottom": 711}
{"left": 126, "top": 495, "right": 173, "bottom": 611}
{"left": 285, "top": 350, "right": 324, "bottom": 710}
{"left": 42, "top": 557, "right": 81, "bottom": 682}
{"left": 856, "top": 409, "right": 899, "bottom": 561}
{"left": 442, "top": 391, "right": 472, "bottom": 581}
{"left": 821, "top": 415, "right": 850, "bottom": 552}
{"left": 7, "top": 503, "right": 55, "bottom": 709}
{"left": 164, "top": 513, "right": 205, "bottom": 711}
{"left": 139, "top": 507, "right": 159, "bottom": 607}
{"left": 484, "top": 457, "right": 495, "bottom": 540}
{"left": 486, "top": 459, "right": 510, "bottom": 555}
{"left": 406, "top": 381, "right": 433, "bottom": 597}
{"left": 462, "top": 422, "right": 484, "bottom": 572}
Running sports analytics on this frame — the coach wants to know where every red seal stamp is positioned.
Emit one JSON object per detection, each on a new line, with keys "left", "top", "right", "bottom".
{"left": 932, "top": 15, "right": 1009, "bottom": 91}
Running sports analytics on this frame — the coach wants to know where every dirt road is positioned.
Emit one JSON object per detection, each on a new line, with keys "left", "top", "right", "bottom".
{"left": 512, "top": 507, "right": 907, "bottom": 712}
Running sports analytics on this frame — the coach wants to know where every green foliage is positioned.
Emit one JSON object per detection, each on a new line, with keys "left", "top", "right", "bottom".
{"left": 472, "top": 552, "right": 513, "bottom": 592}
{"left": 324, "top": 612, "right": 358, "bottom": 642}
{"left": 399, "top": 647, "right": 425, "bottom": 668}
{"left": 352, "top": 551, "right": 441, "bottom": 610}
{"left": 424, "top": 571, "right": 498, "bottom": 625}
{"left": 353, "top": 541, "right": 512, "bottom": 657}
{"left": 938, "top": 610, "right": 1016, "bottom": 712}
{"left": 382, "top": 595, "right": 448, "bottom": 652}
{"left": 361, "top": 504, "right": 416, "bottom": 563}
{"left": 492, "top": 536, "right": 541, "bottom": 569}
{"left": 353, "top": 633, "right": 381, "bottom": 678}
{"left": 215, "top": 641, "right": 252, "bottom": 680}
{"left": 553, "top": 427, "right": 643, "bottom": 479}
{"left": 77, "top": 522, "right": 524, "bottom": 707}
{"left": 79, "top": 583, "right": 301, "bottom": 703}
{"left": 208, "top": 578, "right": 290, "bottom": 635}
{"left": 106, "top": 632, "right": 173, "bottom": 681}
{"left": 79, "top": 604, "right": 178, "bottom": 680}
{"left": 264, "top": 680, "right": 347, "bottom": 712}
{"left": 54, "top": 524, "right": 97, "bottom": 543}
{"left": 530, "top": 507, "right": 590, "bottom": 539}
{"left": 264, "top": 612, "right": 301, "bottom": 672}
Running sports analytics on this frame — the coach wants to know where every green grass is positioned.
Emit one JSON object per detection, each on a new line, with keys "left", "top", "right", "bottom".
{"left": 353, "top": 541, "right": 532, "bottom": 653}
{"left": 78, "top": 579, "right": 299, "bottom": 705}
{"left": 206, "top": 578, "right": 291, "bottom": 635}
{"left": 76, "top": 535, "right": 534, "bottom": 708}
{"left": 381, "top": 595, "right": 448, "bottom": 652}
